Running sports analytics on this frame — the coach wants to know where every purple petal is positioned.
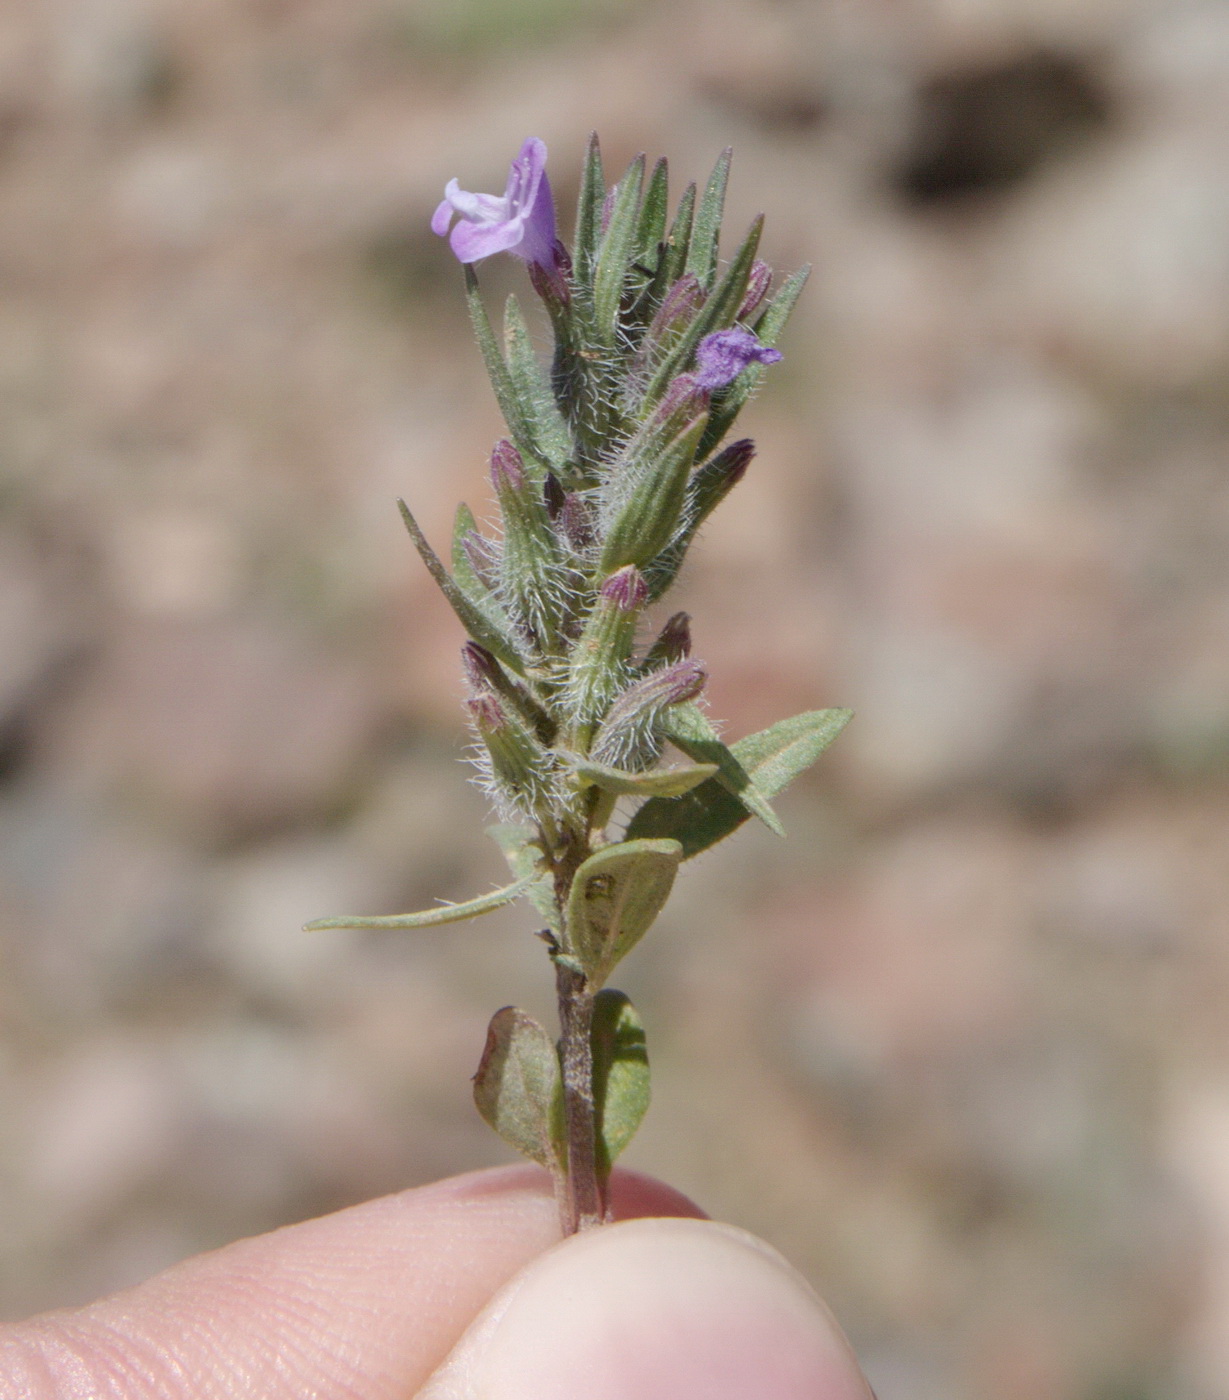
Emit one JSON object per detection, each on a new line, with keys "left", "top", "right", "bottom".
{"left": 431, "top": 197, "right": 455, "bottom": 237}
{"left": 450, "top": 214, "right": 526, "bottom": 264}
{"left": 693, "top": 327, "right": 783, "bottom": 390}
{"left": 516, "top": 170, "right": 557, "bottom": 267}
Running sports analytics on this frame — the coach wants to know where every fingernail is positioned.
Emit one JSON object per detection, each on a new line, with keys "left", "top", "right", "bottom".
{"left": 419, "top": 1217, "right": 874, "bottom": 1400}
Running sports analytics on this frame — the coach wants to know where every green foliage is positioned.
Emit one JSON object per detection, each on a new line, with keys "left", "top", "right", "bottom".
{"left": 591, "top": 990, "right": 650, "bottom": 1177}
{"left": 629, "top": 709, "right": 853, "bottom": 857}
{"left": 473, "top": 1007, "right": 565, "bottom": 1171}
{"left": 312, "top": 137, "right": 847, "bottom": 1199}
{"left": 565, "top": 838, "right": 682, "bottom": 987}
{"left": 568, "top": 756, "right": 717, "bottom": 797}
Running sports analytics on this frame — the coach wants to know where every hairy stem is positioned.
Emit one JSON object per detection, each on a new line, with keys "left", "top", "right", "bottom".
{"left": 555, "top": 958, "right": 603, "bottom": 1232}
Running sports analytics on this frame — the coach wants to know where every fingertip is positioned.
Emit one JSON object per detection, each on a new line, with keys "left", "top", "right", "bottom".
{"left": 421, "top": 1216, "right": 873, "bottom": 1400}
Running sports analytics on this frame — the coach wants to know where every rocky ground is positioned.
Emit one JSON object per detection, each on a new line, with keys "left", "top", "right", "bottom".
{"left": 1, "top": 1, "right": 1229, "bottom": 1396}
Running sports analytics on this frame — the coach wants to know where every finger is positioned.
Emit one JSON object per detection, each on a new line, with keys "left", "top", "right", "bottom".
{"left": 420, "top": 1216, "right": 874, "bottom": 1400}
{"left": 0, "top": 1166, "right": 702, "bottom": 1400}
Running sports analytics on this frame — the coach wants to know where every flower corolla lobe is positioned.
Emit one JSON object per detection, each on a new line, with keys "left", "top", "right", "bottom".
{"left": 693, "top": 327, "right": 782, "bottom": 390}
{"left": 432, "top": 138, "right": 557, "bottom": 267}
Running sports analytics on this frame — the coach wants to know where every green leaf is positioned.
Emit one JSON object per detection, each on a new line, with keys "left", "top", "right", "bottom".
{"left": 474, "top": 1007, "right": 565, "bottom": 1172}
{"left": 566, "top": 838, "right": 682, "bottom": 987}
{"left": 644, "top": 216, "right": 764, "bottom": 406}
{"left": 593, "top": 153, "right": 645, "bottom": 340}
{"left": 598, "top": 412, "right": 708, "bottom": 573}
{"left": 635, "top": 156, "right": 669, "bottom": 270}
{"left": 685, "top": 147, "right": 731, "bottom": 290}
{"left": 303, "top": 874, "right": 535, "bottom": 930}
{"left": 503, "top": 295, "right": 572, "bottom": 468}
{"left": 572, "top": 131, "right": 605, "bottom": 294}
{"left": 627, "top": 708, "right": 853, "bottom": 858}
{"left": 660, "top": 180, "right": 695, "bottom": 287}
{"left": 487, "top": 822, "right": 560, "bottom": 932}
{"left": 661, "top": 703, "right": 783, "bottom": 835}
{"left": 569, "top": 756, "right": 718, "bottom": 797}
{"left": 591, "top": 989, "right": 650, "bottom": 1177}
{"left": 464, "top": 266, "right": 547, "bottom": 475}
{"left": 398, "top": 500, "right": 527, "bottom": 675}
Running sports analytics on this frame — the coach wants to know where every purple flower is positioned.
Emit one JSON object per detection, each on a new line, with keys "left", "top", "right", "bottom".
{"left": 431, "top": 138, "right": 557, "bottom": 267}
{"left": 693, "top": 327, "right": 782, "bottom": 391}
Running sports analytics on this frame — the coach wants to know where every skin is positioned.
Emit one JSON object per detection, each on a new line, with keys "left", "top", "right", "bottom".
{"left": 0, "top": 1166, "right": 874, "bottom": 1399}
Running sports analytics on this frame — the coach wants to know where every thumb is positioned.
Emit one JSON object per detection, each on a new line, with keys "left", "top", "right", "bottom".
{"left": 419, "top": 1215, "right": 874, "bottom": 1400}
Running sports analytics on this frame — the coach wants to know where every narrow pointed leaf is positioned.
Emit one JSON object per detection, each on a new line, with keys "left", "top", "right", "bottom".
{"left": 661, "top": 703, "right": 784, "bottom": 835}
{"left": 661, "top": 180, "right": 696, "bottom": 287}
{"left": 634, "top": 156, "right": 669, "bottom": 270}
{"left": 398, "top": 500, "right": 526, "bottom": 674}
{"left": 464, "top": 266, "right": 547, "bottom": 475}
{"left": 304, "top": 874, "right": 535, "bottom": 930}
{"left": 566, "top": 838, "right": 682, "bottom": 987}
{"left": 627, "top": 708, "right": 853, "bottom": 857}
{"left": 591, "top": 989, "right": 650, "bottom": 1177}
{"left": 685, "top": 147, "right": 731, "bottom": 289}
{"left": 598, "top": 413, "right": 707, "bottom": 573}
{"left": 503, "top": 295, "right": 572, "bottom": 467}
{"left": 573, "top": 132, "right": 605, "bottom": 294}
{"left": 474, "top": 1007, "right": 565, "bottom": 1171}
{"left": 487, "top": 822, "right": 561, "bottom": 932}
{"left": 593, "top": 154, "right": 645, "bottom": 339}
{"left": 569, "top": 756, "right": 717, "bottom": 797}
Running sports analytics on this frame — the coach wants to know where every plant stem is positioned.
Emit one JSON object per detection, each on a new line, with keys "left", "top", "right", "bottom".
{"left": 555, "top": 957, "right": 604, "bottom": 1232}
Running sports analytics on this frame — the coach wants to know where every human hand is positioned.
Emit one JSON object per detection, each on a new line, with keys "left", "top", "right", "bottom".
{"left": 1, "top": 1165, "right": 873, "bottom": 1398}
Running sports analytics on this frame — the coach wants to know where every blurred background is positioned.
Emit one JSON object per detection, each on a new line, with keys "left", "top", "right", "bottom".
{"left": 1, "top": 0, "right": 1228, "bottom": 1395}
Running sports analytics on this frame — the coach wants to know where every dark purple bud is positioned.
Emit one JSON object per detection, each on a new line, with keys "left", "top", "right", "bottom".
{"left": 462, "top": 529, "right": 499, "bottom": 587}
{"left": 599, "top": 565, "right": 649, "bottom": 613}
{"left": 560, "top": 492, "right": 595, "bottom": 551}
{"left": 529, "top": 247, "right": 571, "bottom": 309}
{"left": 705, "top": 437, "right": 755, "bottom": 488}
{"left": 490, "top": 439, "right": 526, "bottom": 493}
{"left": 597, "top": 659, "right": 708, "bottom": 745}
{"left": 646, "top": 612, "right": 692, "bottom": 666}
{"left": 693, "top": 328, "right": 782, "bottom": 391}
{"left": 653, "top": 372, "right": 708, "bottom": 425}
{"left": 462, "top": 641, "right": 501, "bottom": 694}
{"left": 543, "top": 472, "right": 566, "bottom": 519}
{"left": 648, "top": 274, "right": 704, "bottom": 341}
{"left": 466, "top": 691, "right": 507, "bottom": 732}
{"left": 738, "top": 261, "right": 773, "bottom": 321}
{"left": 650, "top": 657, "right": 707, "bottom": 707}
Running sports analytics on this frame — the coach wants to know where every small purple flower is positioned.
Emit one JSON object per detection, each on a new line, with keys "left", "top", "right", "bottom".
{"left": 431, "top": 138, "right": 557, "bottom": 267}
{"left": 693, "top": 327, "right": 782, "bottom": 391}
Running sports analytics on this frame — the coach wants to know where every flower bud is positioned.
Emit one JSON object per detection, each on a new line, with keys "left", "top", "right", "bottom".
{"left": 462, "top": 640, "right": 502, "bottom": 694}
{"left": 461, "top": 529, "right": 500, "bottom": 591}
{"left": 689, "top": 437, "right": 753, "bottom": 517}
{"left": 600, "top": 564, "right": 649, "bottom": 612}
{"left": 738, "top": 260, "right": 773, "bottom": 321}
{"left": 591, "top": 659, "right": 708, "bottom": 769}
{"left": 560, "top": 492, "right": 595, "bottom": 552}
{"left": 543, "top": 471, "right": 566, "bottom": 519}
{"left": 648, "top": 274, "right": 704, "bottom": 343}
{"left": 642, "top": 611, "right": 692, "bottom": 668}
{"left": 468, "top": 690, "right": 558, "bottom": 817}
{"left": 464, "top": 641, "right": 556, "bottom": 744}
{"left": 564, "top": 566, "right": 648, "bottom": 723}
{"left": 490, "top": 439, "right": 527, "bottom": 494}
